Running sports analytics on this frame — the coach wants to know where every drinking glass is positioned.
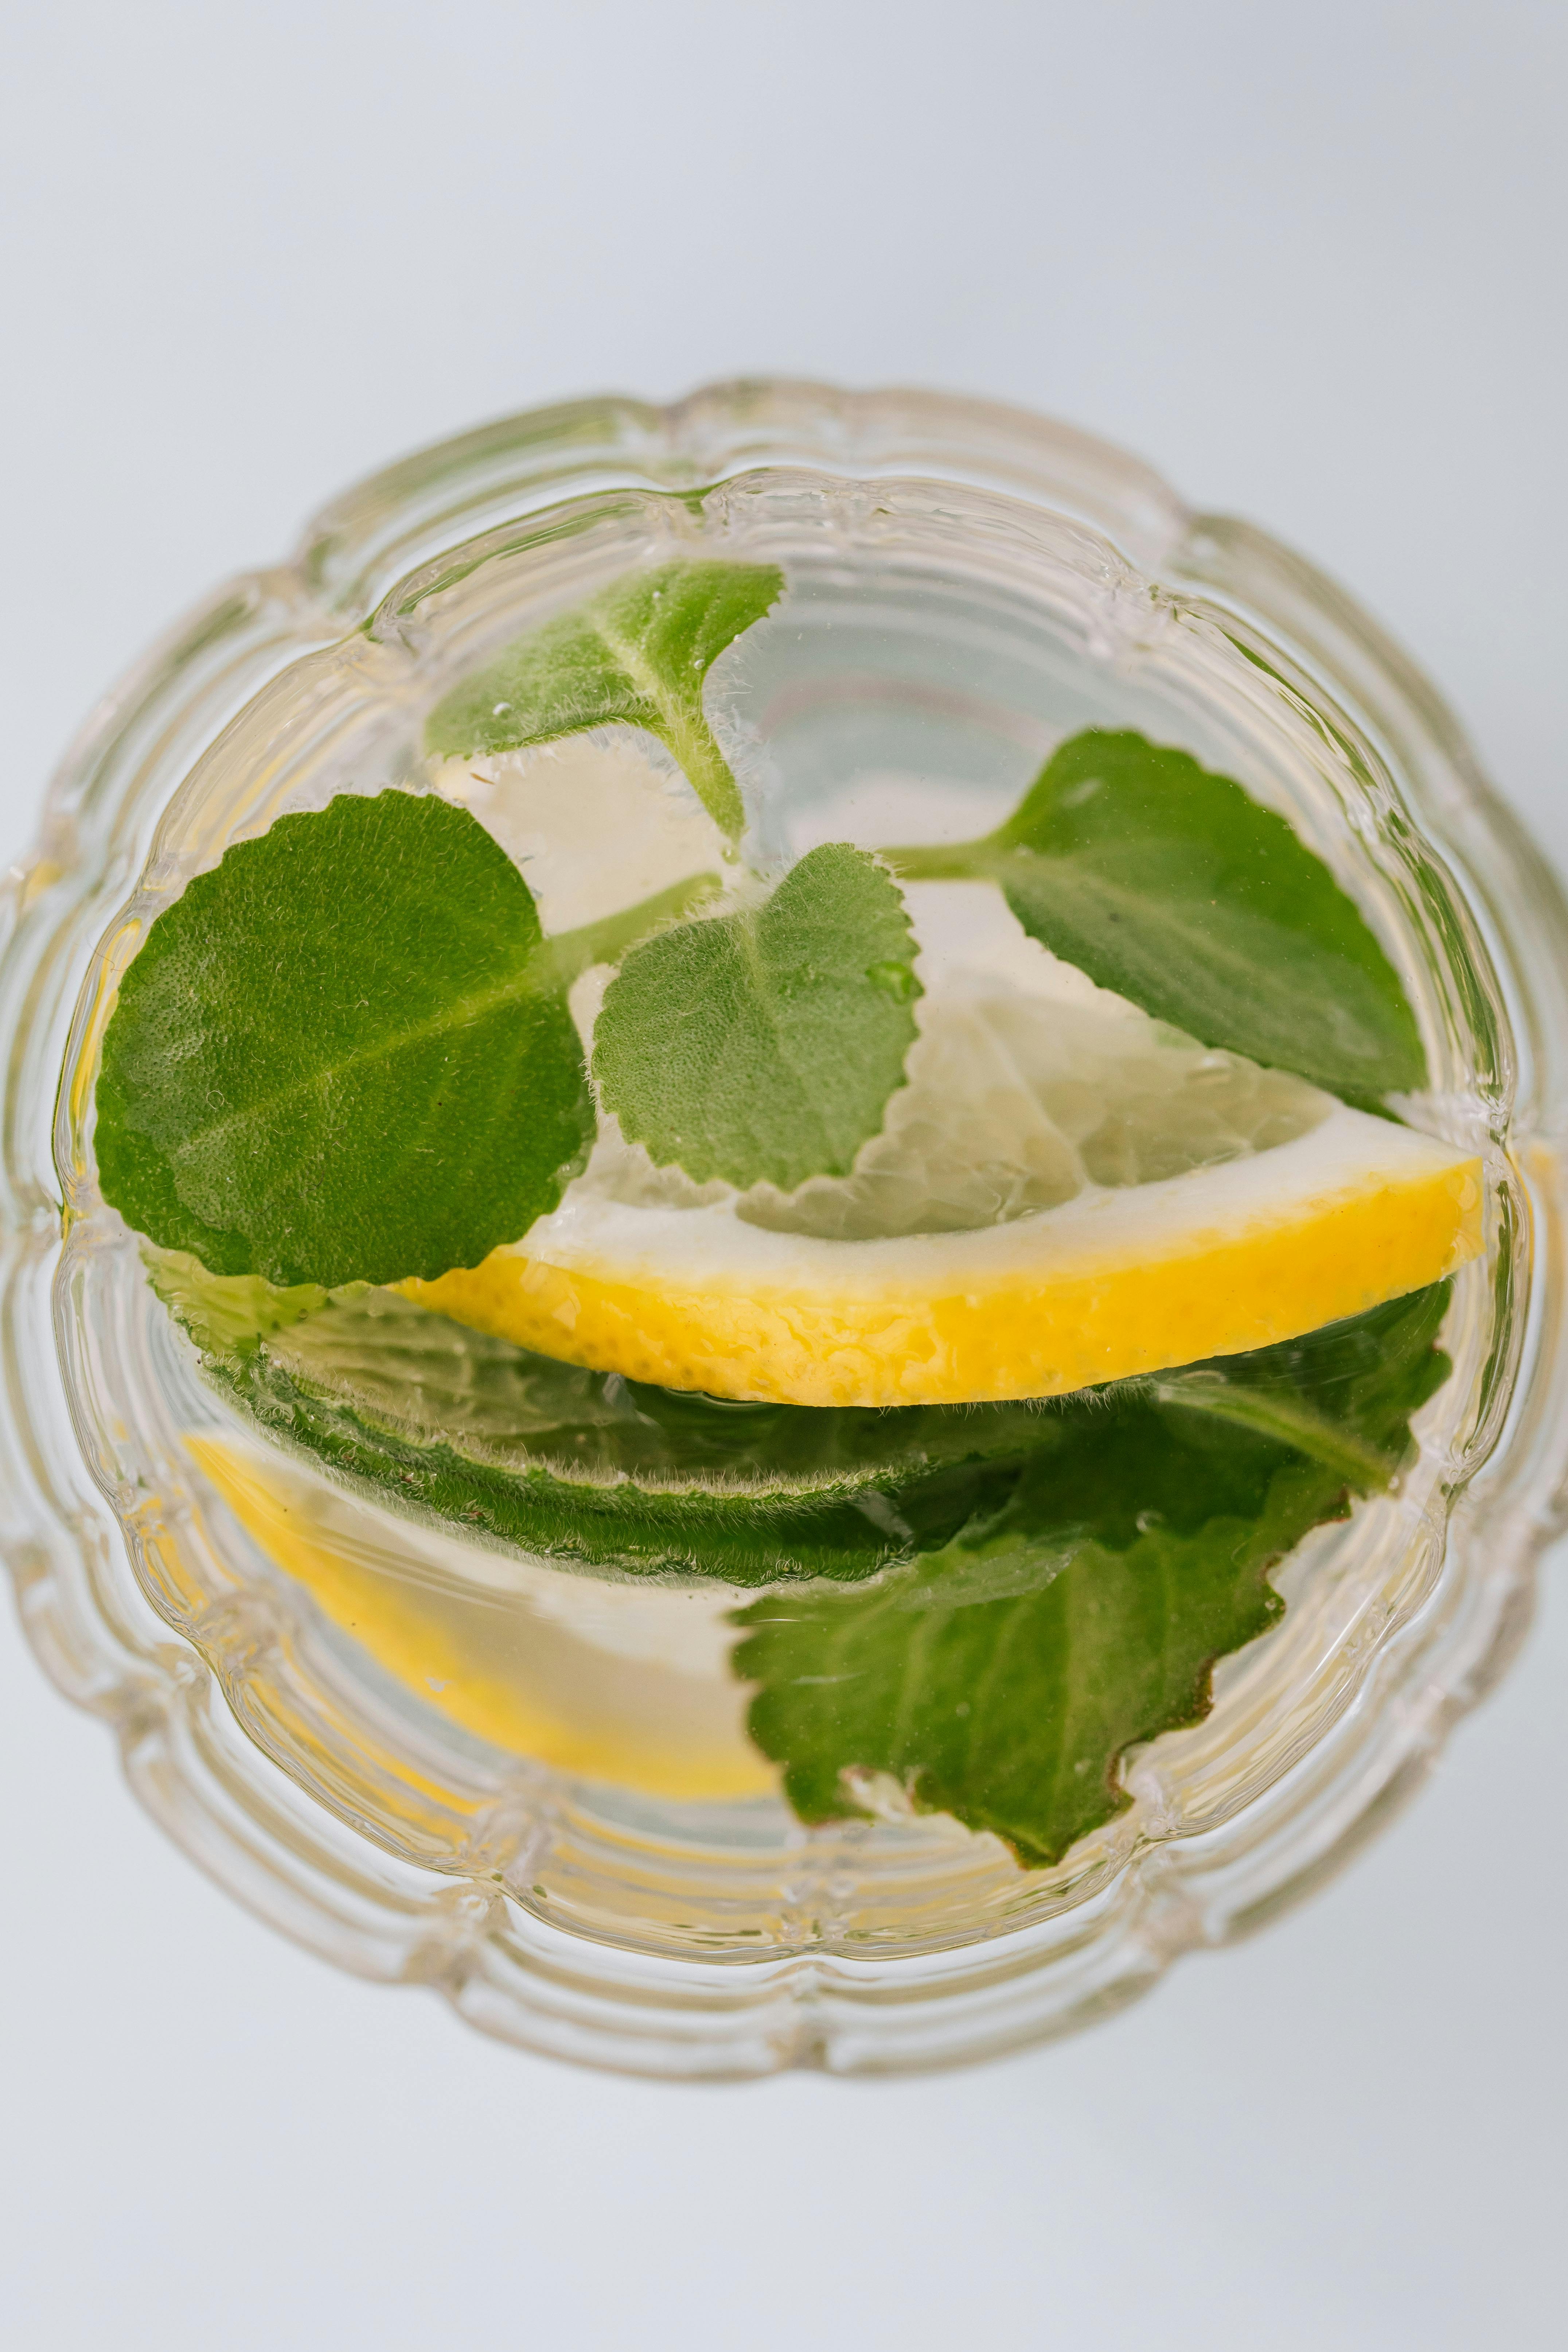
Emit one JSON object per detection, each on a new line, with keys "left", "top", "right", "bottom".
{"left": 4, "top": 382, "right": 1565, "bottom": 2075}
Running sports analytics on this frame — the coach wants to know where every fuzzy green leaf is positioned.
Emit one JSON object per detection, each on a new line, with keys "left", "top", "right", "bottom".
{"left": 96, "top": 792, "right": 594, "bottom": 1289}
{"left": 592, "top": 843, "right": 923, "bottom": 1191}
{"left": 732, "top": 1284, "right": 1451, "bottom": 1866}
{"left": 888, "top": 729, "right": 1425, "bottom": 1103}
{"left": 167, "top": 1276, "right": 1056, "bottom": 1586}
{"left": 424, "top": 559, "right": 784, "bottom": 842}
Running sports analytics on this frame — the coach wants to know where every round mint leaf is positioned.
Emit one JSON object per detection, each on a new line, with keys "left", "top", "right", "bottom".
{"left": 592, "top": 842, "right": 922, "bottom": 1193}
{"left": 95, "top": 791, "right": 593, "bottom": 1288}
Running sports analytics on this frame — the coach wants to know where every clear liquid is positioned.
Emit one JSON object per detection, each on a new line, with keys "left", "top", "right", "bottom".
{"left": 114, "top": 465, "right": 1509, "bottom": 1923}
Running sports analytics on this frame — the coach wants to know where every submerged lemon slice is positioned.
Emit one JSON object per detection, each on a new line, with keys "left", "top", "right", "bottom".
{"left": 409, "top": 885, "right": 1484, "bottom": 1408}
{"left": 188, "top": 1435, "right": 774, "bottom": 1801}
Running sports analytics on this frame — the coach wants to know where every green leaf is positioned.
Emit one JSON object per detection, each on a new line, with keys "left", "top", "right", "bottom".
{"left": 732, "top": 1284, "right": 1451, "bottom": 1866}
{"left": 738, "top": 1512, "right": 1289, "bottom": 1864}
{"left": 592, "top": 843, "right": 923, "bottom": 1191}
{"left": 96, "top": 791, "right": 595, "bottom": 1289}
{"left": 424, "top": 559, "right": 784, "bottom": 843}
{"left": 886, "top": 729, "right": 1425, "bottom": 1103}
{"left": 172, "top": 1278, "right": 1058, "bottom": 1586}
{"left": 158, "top": 1256, "right": 1059, "bottom": 1499}
{"left": 143, "top": 1246, "right": 337, "bottom": 1358}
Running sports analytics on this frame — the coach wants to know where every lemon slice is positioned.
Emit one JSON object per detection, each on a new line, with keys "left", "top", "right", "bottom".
{"left": 188, "top": 1434, "right": 774, "bottom": 1800}
{"left": 408, "top": 884, "right": 1483, "bottom": 1408}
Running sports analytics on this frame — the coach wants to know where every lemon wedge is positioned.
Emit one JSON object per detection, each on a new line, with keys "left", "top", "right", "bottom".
{"left": 188, "top": 1434, "right": 774, "bottom": 1800}
{"left": 408, "top": 883, "right": 1483, "bottom": 1409}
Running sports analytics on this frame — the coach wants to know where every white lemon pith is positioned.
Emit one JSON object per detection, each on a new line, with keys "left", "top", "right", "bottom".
{"left": 408, "top": 874, "right": 1483, "bottom": 1408}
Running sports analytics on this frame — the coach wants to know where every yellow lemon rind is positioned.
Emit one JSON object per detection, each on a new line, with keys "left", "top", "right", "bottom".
{"left": 187, "top": 1436, "right": 775, "bottom": 1802}
{"left": 405, "top": 1105, "right": 1484, "bottom": 1409}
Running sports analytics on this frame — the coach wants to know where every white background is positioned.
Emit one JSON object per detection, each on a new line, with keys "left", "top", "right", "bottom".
{"left": 3, "top": 6, "right": 1565, "bottom": 2346}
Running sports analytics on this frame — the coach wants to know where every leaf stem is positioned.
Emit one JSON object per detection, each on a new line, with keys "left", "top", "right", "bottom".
{"left": 658, "top": 711, "right": 748, "bottom": 846}
{"left": 879, "top": 839, "right": 994, "bottom": 881}
{"left": 1151, "top": 1375, "right": 1398, "bottom": 1493}
{"left": 541, "top": 870, "right": 725, "bottom": 987}
{"left": 588, "top": 601, "right": 751, "bottom": 846}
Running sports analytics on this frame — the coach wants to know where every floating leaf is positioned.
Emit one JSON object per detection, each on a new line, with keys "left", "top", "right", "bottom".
{"left": 593, "top": 843, "right": 923, "bottom": 1191}
{"left": 96, "top": 792, "right": 594, "bottom": 1288}
{"left": 887, "top": 730, "right": 1425, "bottom": 1103}
{"left": 424, "top": 559, "right": 783, "bottom": 842}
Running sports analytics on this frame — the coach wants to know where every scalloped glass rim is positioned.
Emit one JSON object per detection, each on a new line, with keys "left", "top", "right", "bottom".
{"left": 3, "top": 379, "right": 1567, "bottom": 2078}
